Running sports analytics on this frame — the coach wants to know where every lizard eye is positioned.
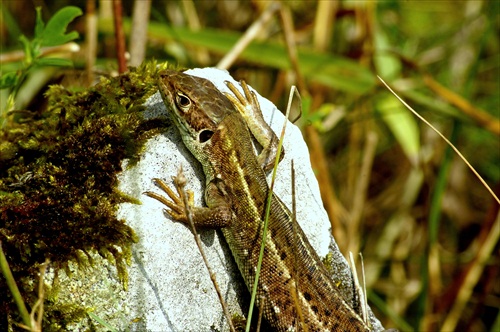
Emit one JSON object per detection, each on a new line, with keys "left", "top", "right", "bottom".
{"left": 198, "top": 130, "right": 214, "bottom": 143}
{"left": 176, "top": 93, "right": 191, "bottom": 110}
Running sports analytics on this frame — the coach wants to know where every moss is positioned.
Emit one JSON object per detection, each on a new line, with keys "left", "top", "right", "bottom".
{"left": 42, "top": 302, "right": 89, "bottom": 332}
{"left": 0, "top": 61, "right": 171, "bottom": 330}
{"left": 231, "top": 314, "right": 247, "bottom": 331}
{"left": 322, "top": 252, "right": 334, "bottom": 275}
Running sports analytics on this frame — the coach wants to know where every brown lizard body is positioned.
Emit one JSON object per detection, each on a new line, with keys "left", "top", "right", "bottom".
{"left": 146, "top": 69, "right": 372, "bottom": 331}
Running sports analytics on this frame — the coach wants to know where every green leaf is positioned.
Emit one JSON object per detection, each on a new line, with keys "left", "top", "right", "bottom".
{"left": 34, "top": 7, "right": 45, "bottom": 40}
{"left": 36, "top": 57, "right": 73, "bottom": 67}
{"left": 374, "top": 26, "right": 401, "bottom": 80}
{"left": 0, "top": 72, "right": 19, "bottom": 89}
{"left": 101, "top": 19, "right": 376, "bottom": 93}
{"left": 377, "top": 94, "right": 421, "bottom": 164}
{"left": 88, "top": 312, "right": 118, "bottom": 332}
{"left": 18, "top": 35, "right": 33, "bottom": 64}
{"left": 41, "top": 6, "right": 82, "bottom": 47}
{"left": 0, "top": 2, "right": 23, "bottom": 41}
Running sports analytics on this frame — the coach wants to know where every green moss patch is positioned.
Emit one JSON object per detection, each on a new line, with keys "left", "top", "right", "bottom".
{"left": 0, "top": 61, "right": 170, "bottom": 329}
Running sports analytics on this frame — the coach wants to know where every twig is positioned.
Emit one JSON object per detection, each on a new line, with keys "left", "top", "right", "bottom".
{"left": 26, "top": 259, "right": 49, "bottom": 332}
{"left": 441, "top": 211, "right": 500, "bottom": 330}
{"left": 112, "top": 0, "right": 127, "bottom": 73}
{"left": 173, "top": 168, "right": 236, "bottom": 332}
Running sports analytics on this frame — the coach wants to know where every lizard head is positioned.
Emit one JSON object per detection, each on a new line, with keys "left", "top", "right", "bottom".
{"left": 157, "top": 70, "right": 236, "bottom": 147}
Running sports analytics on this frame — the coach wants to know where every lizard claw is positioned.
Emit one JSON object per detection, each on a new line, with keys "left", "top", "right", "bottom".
{"left": 223, "top": 80, "right": 260, "bottom": 120}
{"left": 144, "top": 177, "right": 192, "bottom": 223}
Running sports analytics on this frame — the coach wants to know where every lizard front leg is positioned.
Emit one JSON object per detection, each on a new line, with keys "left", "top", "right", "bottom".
{"left": 224, "top": 80, "right": 284, "bottom": 172}
{"left": 144, "top": 173, "right": 233, "bottom": 228}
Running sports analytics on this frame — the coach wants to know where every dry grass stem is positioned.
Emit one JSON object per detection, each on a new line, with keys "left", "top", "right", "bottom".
{"left": 85, "top": 0, "right": 97, "bottom": 85}
{"left": 423, "top": 73, "right": 500, "bottom": 136}
{"left": 378, "top": 76, "right": 499, "bottom": 205}
{"left": 180, "top": 0, "right": 210, "bottom": 65}
{"left": 313, "top": 1, "right": 337, "bottom": 52}
{"left": 278, "top": 5, "right": 306, "bottom": 94}
{"left": 441, "top": 211, "right": 500, "bottom": 331}
{"left": 216, "top": 2, "right": 280, "bottom": 70}
{"left": 348, "top": 131, "right": 378, "bottom": 255}
{"left": 129, "top": 0, "right": 151, "bottom": 67}
{"left": 173, "top": 168, "right": 237, "bottom": 332}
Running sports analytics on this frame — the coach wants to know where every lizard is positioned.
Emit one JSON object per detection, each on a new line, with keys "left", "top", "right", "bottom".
{"left": 145, "top": 69, "right": 373, "bottom": 332}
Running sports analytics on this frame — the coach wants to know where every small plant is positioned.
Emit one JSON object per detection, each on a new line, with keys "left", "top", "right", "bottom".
{"left": 0, "top": 6, "right": 82, "bottom": 126}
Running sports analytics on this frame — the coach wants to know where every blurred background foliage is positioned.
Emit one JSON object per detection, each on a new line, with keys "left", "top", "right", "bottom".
{"left": 1, "top": 1, "right": 498, "bottom": 331}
